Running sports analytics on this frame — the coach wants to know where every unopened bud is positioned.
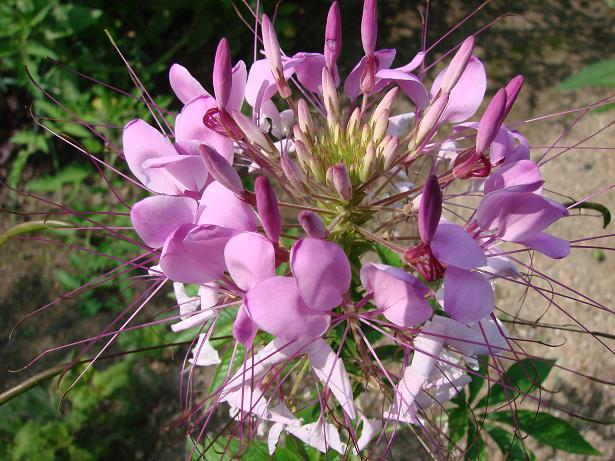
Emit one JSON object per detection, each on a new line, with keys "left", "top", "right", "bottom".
{"left": 262, "top": 14, "right": 291, "bottom": 99}
{"left": 327, "top": 163, "right": 352, "bottom": 201}
{"left": 294, "top": 140, "right": 310, "bottom": 167}
{"left": 310, "top": 157, "right": 326, "bottom": 183}
{"left": 361, "top": 123, "right": 371, "bottom": 145}
{"left": 371, "top": 87, "right": 399, "bottom": 124}
{"left": 440, "top": 36, "right": 475, "bottom": 94}
{"left": 255, "top": 176, "right": 281, "bottom": 243}
{"left": 361, "top": 0, "right": 378, "bottom": 56}
{"left": 414, "top": 93, "right": 449, "bottom": 147}
{"left": 503, "top": 75, "right": 524, "bottom": 117}
{"left": 372, "top": 109, "right": 389, "bottom": 142}
{"left": 382, "top": 136, "right": 399, "bottom": 169}
{"left": 418, "top": 174, "right": 442, "bottom": 244}
{"left": 297, "top": 99, "right": 314, "bottom": 133}
{"left": 281, "top": 154, "right": 306, "bottom": 190}
{"left": 199, "top": 144, "right": 243, "bottom": 193}
{"left": 347, "top": 107, "right": 362, "bottom": 135}
{"left": 298, "top": 210, "right": 327, "bottom": 239}
{"left": 361, "top": 144, "right": 378, "bottom": 181}
{"left": 324, "top": 1, "right": 342, "bottom": 69}
{"left": 322, "top": 67, "right": 339, "bottom": 121}
{"left": 293, "top": 125, "right": 310, "bottom": 147}
{"left": 232, "top": 110, "right": 270, "bottom": 150}
{"left": 213, "top": 38, "right": 232, "bottom": 110}
{"left": 476, "top": 88, "right": 507, "bottom": 155}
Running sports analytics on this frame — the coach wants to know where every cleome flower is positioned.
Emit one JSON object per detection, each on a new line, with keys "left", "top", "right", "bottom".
{"left": 119, "top": 0, "right": 574, "bottom": 457}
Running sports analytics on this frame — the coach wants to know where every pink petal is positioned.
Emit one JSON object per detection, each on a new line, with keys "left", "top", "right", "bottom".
{"left": 160, "top": 223, "right": 236, "bottom": 284}
{"left": 431, "top": 57, "right": 486, "bottom": 123}
{"left": 141, "top": 152, "right": 208, "bottom": 194}
{"left": 291, "top": 52, "right": 327, "bottom": 93}
{"left": 306, "top": 339, "right": 356, "bottom": 419}
{"left": 375, "top": 68, "right": 429, "bottom": 108}
{"left": 169, "top": 63, "right": 209, "bottom": 104}
{"left": 233, "top": 303, "right": 258, "bottom": 345}
{"left": 174, "top": 96, "right": 234, "bottom": 163}
{"left": 443, "top": 268, "right": 494, "bottom": 323}
{"left": 517, "top": 231, "right": 570, "bottom": 259}
{"left": 122, "top": 119, "right": 179, "bottom": 193}
{"left": 228, "top": 60, "right": 247, "bottom": 113}
{"left": 131, "top": 195, "right": 196, "bottom": 248}
{"left": 484, "top": 159, "right": 544, "bottom": 194}
{"left": 224, "top": 232, "right": 275, "bottom": 290}
{"left": 245, "top": 277, "right": 330, "bottom": 341}
{"left": 197, "top": 181, "right": 257, "bottom": 232}
{"left": 360, "top": 263, "right": 432, "bottom": 327}
{"left": 477, "top": 191, "right": 568, "bottom": 241}
{"left": 290, "top": 238, "right": 351, "bottom": 311}
{"left": 431, "top": 222, "right": 486, "bottom": 269}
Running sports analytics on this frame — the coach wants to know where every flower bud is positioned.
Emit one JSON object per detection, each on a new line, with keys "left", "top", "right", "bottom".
{"left": 255, "top": 176, "right": 282, "bottom": 243}
{"left": 310, "top": 157, "right": 326, "bottom": 183}
{"left": 414, "top": 93, "right": 449, "bottom": 147}
{"left": 281, "top": 154, "right": 306, "bottom": 190}
{"left": 382, "top": 136, "right": 399, "bottom": 169}
{"left": 298, "top": 210, "right": 327, "bottom": 239}
{"left": 440, "top": 36, "right": 475, "bottom": 94}
{"left": 294, "top": 139, "right": 310, "bottom": 167}
{"left": 361, "top": 0, "right": 377, "bottom": 56}
{"left": 371, "top": 87, "right": 399, "bottom": 124}
{"left": 347, "top": 107, "right": 362, "bottom": 135}
{"left": 504, "top": 75, "right": 524, "bottom": 117}
{"left": 322, "top": 67, "right": 339, "bottom": 121}
{"left": 297, "top": 99, "right": 314, "bottom": 133}
{"left": 418, "top": 174, "right": 442, "bottom": 243}
{"left": 293, "top": 124, "right": 310, "bottom": 147}
{"left": 213, "top": 38, "right": 232, "bottom": 110}
{"left": 327, "top": 163, "right": 352, "bottom": 201}
{"left": 372, "top": 109, "right": 389, "bottom": 143}
{"left": 262, "top": 14, "right": 291, "bottom": 99}
{"left": 232, "top": 110, "right": 270, "bottom": 150}
{"left": 199, "top": 144, "right": 243, "bottom": 193}
{"left": 476, "top": 88, "right": 507, "bottom": 155}
{"left": 361, "top": 143, "right": 378, "bottom": 181}
{"left": 324, "top": 1, "right": 342, "bottom": 69}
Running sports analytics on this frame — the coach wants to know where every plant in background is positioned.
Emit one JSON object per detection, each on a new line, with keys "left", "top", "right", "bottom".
{"left": 2, "top": 0, "right": 614, "bottom": 460}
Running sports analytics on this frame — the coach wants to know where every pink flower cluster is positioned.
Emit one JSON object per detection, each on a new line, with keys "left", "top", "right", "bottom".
{"left": 121, "top": 0, "right": 570, "bottom": 455}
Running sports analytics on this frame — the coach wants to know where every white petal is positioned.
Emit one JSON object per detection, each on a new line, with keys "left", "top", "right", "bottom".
{"left": 306, "top": 339, "right": 356, "bottom": 419}
{"left": 286, "top": 419, "right": 346, "bottom": 454}
{"left": 173, "top": 282, "right": 200, "bottom": 319}
{"left": 189, "top": 334, "right": 221, "bottom": 367}
{"left": 355, "top": 416, "right": 382, "bottom": 452}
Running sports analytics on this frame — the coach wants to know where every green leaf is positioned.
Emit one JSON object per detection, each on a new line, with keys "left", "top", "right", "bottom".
{"left": 564, "top": 201, "right": 611, "bottom": 228}
{"left": 448, "top": 406, "right": 468, "bottom": 447}
{"left": 487, "top": 410, "right": 601, "bottom": 455}
{"left": 468, "top": 356, "right": 488, "bottom": 404}
{"left": 374, "top": 243, "right": 403, "bottom": 267}
{"left": 557, "top": 59, "right": 615, "bottom": 90}
{"left": 476, "top": 358, "right": 555, "bottom": 408}
{"left": 485, "top": 424, "right": 532, "bottom": 460}
{"left": 465, "top": 421, "right": 487, "bottom": 461}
